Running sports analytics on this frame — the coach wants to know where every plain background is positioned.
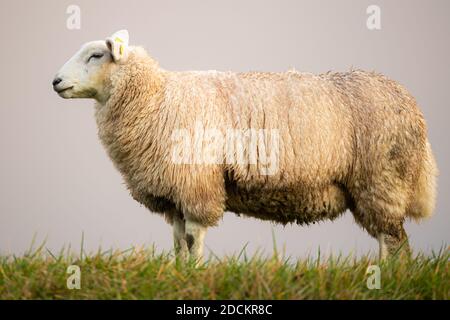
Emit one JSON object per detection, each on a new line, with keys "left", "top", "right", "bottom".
{"left": 0, "top": 0, "right": 448, "bottom": 258}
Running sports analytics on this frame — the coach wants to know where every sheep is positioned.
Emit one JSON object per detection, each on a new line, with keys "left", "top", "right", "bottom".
{"left": 53, "top": 30, "right": 438, "bottom": 261}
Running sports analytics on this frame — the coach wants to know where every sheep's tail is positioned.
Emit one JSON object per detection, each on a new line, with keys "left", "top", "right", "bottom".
{"left": 407, "top": 141, "right": 438, "bottom": 220}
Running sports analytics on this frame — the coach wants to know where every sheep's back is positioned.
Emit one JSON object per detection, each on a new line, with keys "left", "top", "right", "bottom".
{"left": 163, "top": 70, "right": 355, "bottom": 190}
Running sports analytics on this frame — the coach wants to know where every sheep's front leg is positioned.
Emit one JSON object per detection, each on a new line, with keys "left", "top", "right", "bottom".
{"left": 185, "top": 219, "right": 207, "bottom": 262}
{"left": 173, "top": 215, "right": 188, "bottom": 259}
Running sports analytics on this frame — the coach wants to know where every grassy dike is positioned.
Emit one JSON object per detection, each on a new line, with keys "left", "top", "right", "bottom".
{"left": 0, "top": 245, "right": 448, "bottom": 299}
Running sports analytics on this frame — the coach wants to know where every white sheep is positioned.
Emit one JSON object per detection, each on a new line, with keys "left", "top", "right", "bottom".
{"left": 53, "top": 30, "right": 437, "bottom": 261}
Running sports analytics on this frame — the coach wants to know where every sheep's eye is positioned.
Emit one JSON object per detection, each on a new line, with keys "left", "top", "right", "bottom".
{"left": 88, "top": 53, "right": 104, "bottom": 62}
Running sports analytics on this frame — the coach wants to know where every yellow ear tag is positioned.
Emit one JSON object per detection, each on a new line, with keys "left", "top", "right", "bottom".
{"left": 114, "top": 37, "right": 124, "bottom": 56}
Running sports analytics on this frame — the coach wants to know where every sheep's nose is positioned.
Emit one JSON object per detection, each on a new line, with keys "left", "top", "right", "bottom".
{"left": 52, "top": 77, "right": 62, "bottom": 87}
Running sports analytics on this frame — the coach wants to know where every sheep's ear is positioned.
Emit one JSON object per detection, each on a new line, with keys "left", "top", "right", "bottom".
{"left": 106, "top": 30, "right": 129, "bottom": 63}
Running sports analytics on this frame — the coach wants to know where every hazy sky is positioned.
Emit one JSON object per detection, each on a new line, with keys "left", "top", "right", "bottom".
{"left": 0, "top": 0, "right": 448, "bottom": 258}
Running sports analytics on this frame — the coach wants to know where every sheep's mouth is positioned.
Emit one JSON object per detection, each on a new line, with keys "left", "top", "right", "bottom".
{"left": 55, "top": 86, "right": 74, "bottom": 94}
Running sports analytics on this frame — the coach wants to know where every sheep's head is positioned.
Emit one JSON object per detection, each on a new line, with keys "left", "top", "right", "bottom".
{"left": 53, "top": 30, "right": 130, "bottom": 103}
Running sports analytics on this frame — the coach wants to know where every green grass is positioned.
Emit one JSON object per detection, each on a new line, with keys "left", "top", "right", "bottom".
{"left": 0, "top": 244, "right": 448, "bottom": 300}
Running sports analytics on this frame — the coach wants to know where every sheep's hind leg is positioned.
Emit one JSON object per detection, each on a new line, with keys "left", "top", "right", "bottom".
{"left": 377, "top": 225, "right": 410, "bottom": 260}
{"left": 352, "top": 207, "right": 410, "bottom": 261}
{"left": 173, "top": 215, "right": 188, "bottom": 259}
{"left": 185, "top": 219, "right": 207, "bottom": 263}
{"left": 350, "top": 170, "right": 413, "bottom": 261}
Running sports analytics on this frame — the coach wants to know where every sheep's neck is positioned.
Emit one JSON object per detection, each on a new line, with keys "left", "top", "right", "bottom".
{"left": 95, "top": 57, "right": 166, "bottom": 188}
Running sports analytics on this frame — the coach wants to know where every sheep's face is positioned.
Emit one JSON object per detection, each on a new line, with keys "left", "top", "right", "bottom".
{"left": 53, "top": 30, "right": 129, "bottom": 103}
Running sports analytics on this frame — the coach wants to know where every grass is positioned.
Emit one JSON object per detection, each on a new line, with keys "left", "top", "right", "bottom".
{"left": 0, "top": 243, "right": 448, "bottom": 300}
